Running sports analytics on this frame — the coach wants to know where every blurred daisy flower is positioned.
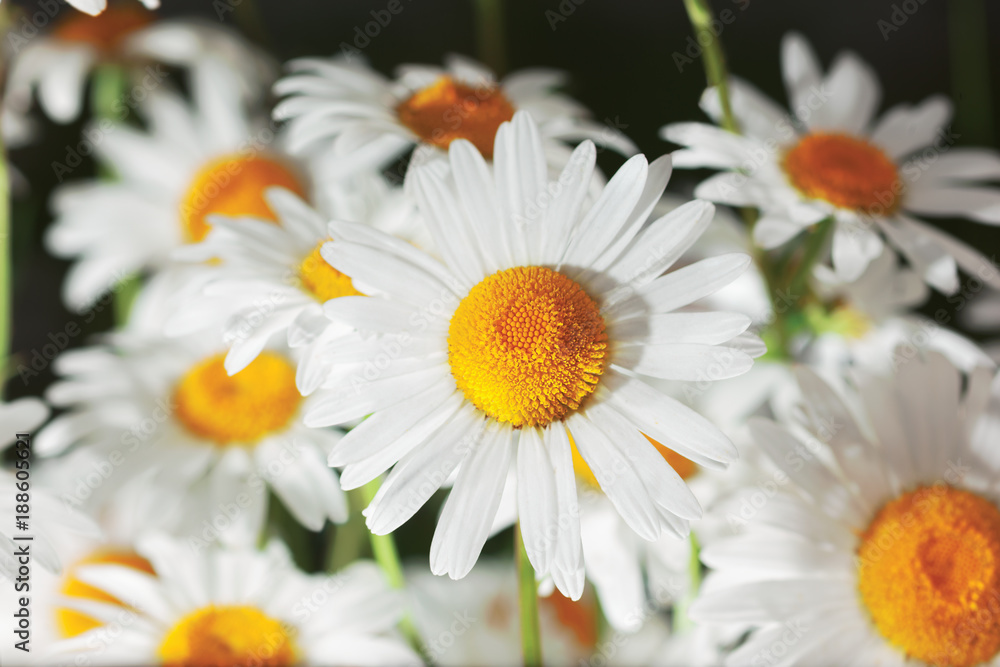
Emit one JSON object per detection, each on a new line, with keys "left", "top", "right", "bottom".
{"left": 305, "top": 111, "right": 756, "bottom": 599}
{"left": 663, "top": 32, "right": 1000, "bottom": 294}
{"left": 172, "top": 177, "right": 428, "bottom": 396}
{"left": 45, "top": 58, "right": 308, "bottom": 311}
{"left": 0, "top": 398, "right": 100, "bottom": 581}
{"left": 53, "top": 536, "right": 421, "bottom": 666}
{"left": 274, "top": 53, "right": 636, "bottom": 175}
{"left": 35, "top": 278, "right": 348, "bottom": 543}
{"left": 7, "top": 6, "right": 273, "bottom": 124}
{"left": 691, "top": 354, "right": 1000, "bottom": 667}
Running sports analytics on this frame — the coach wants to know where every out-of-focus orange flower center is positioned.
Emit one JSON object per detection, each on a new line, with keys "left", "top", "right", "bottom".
{"left": 51, "top": 6, "right": 153, "bottom": 55}
{"left": 173, "top": 352, "right": 301, "bottom": 445}
{"left": 57, "top": 549, "right": 155, "bottom": 638}
{"left": 159, "top": 605, "right": 297, "bottom": 667}
{"left": 783, "top": 133, "right": 901, "bottom": 213}
{"left": 180, "top": 154, "right": 305, "bottom": 243}
{"left": 396, "top": 76, "right": 515, "bottom": 159}
{"left": 857, "top": 485, "right": 1000, "bottom": 667}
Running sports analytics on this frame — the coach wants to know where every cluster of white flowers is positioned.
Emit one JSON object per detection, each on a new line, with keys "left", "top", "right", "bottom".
{"left": 1, "top": 3, "right": 1000, "bottom": 667}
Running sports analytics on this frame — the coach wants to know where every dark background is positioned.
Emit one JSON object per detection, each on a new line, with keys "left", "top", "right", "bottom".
{"left": 7, "top": 0, "right": 1000, "bottom": 566}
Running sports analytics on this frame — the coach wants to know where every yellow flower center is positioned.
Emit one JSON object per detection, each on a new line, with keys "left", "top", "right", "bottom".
{"left": 804, "top": 302, "right": 872, "bottom": 340}
{"left": 396, "top": 75, "right": 515, "bottom": 159}
{"left": 159, "top": 605, "right": 297, "bottom": 667}
{"left": 571, "top": 434, "right": 697, "bottom": 488}
{"left": 51, "top": 6, "right": 153, "bottom": 55}
{"left": 783, "top": 133, "right": 901, "bottom": 213}
{"left": 298, "top": 241, "right": 364, "bottom": 302}
{"left": 857, "top": 485, "right": 1000, "bottom": 667}
{"left": 173, "top": 352, "right": 301, "bottom": 445}
{"left": 180, "top": 154, "right": 306, "bottom": 243}
{"left": 448, "top": 267, "right": 607, "bottom": 428}
{"left": 57, "top": 549, "right": 155, "bottom": 638}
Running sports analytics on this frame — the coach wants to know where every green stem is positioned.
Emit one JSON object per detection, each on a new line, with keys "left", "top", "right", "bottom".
{"left": 359, "top": 478, "right": 425, "bottom": 657}
{"left": 473, "top": 0, "right": 507, "bottom": 75}
{"left": 673, "top": 533, "right": 703, "bottom": 634}
{"left": 786, "top": 217, "right": 833, "bottom": 299}
{"left": 0, "top": 124, "right": 9, "bottom": 398}
{"left": 681, "top": 0, "right": 737, "bottom": 133}
{"left": 325, "top": 488, "right": 370, "bottom": 572}
{"left": 515, "top": 524, "right": 542, "bottom": 667}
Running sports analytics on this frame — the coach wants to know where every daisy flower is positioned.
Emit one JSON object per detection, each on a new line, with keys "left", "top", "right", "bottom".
{"left": 35, "top": 278, "right": 347, "bottom": 543}
{"left": 45, "top": 57, "right": 308, "bottom": 311}
{"left": 0, "top": 397, "right": 100, "bottom": 581}
{"left": 273, "top": 53, "right": 636, "bottom": 174}
{"left": 7, "top": 7, "right": 272, "bottom": 124}
{"left": 662, "top": 32, "right": 1000, "bottom": 293}
{"left": 305, "top": 111, "right": 756, "bottom": 599}
{"left": 171, "top": 176, "right": 428, "bottom": 395}
{"left": 53, "top": 536, "right": 421, "bottom": 666}
{"left": 55, "top": 0, "right": 159, "bottom": 18}
{"left": 691, "top": 352, "right": 1000, "bottom": 667}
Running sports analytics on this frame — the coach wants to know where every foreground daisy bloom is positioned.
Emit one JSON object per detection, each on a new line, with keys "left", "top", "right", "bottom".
{"left": 36, "top": 280, "right": 347, "bottom": 542}
{"left": 274, "top": 54, "right": 635, "bottom": 174}
{"left": 662, "top": 32, "right": 1000, "bottom": 293}
{"left": 45, "top": 57, "right": 307, "bottom": 311}
{"left": 53, "top": 536, "right": 421, "bottom": 666}
{"left": 307, "top": 111, "right": 756, "bottom": 598}
{"left": 692, "top": 353, "right": 1000, "bottom": 667}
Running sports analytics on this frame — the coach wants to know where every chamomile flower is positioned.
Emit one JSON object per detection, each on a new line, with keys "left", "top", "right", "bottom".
{"left": 35, "top": 280, "right": 347, "bottom": 543}
{"left": 273, "top": 53, "right": 636, "bottom": 174}
{"left": 662, "top": 32, "right": 1000, "bottom": 293}
{"left": 305, "top": 111, "right": 756, "bottom": 599}
{"left": 7, "top": 8, "right": 271, "bottom": 124}
{"left": 691, "top": 353, "right": 1000, "bottom": 667}
{"left": 52, "top": 536, "right": 421, "bottom": 666}
{"left": 55, "top": 0, "right": 160, "bottom": 19}
{"left": 45, "top": 57, "right": 308, "bottom": 311}
{"left": 0, "top": 398, "right": 100, "bottom": 581}
{"left": 172, "top": 176, "right": 428, "bottom": 395}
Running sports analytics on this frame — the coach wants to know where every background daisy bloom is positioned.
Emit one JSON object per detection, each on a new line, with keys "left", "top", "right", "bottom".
{"left": 53, "top": 536, "right": 421, "bottom": 666}
{"left": 273, "top": 53, "right": 636, "bottom": 174}
{"left": 306, "top": 111, "right": 756, "bottom": 599}
{"left": 662, "top": 32, "right": 1000, "bottom": 294}
{"left": 35, "top": 280, "right": 347, "bottom": 543}
{"left": 7, "top": 6, "right": 270, "bottom": 124}
{"left": 173, "top": 177, "right": 427, "bottom": 395}
{"left": 0, "top": 398, "right": 99, "bottom": 580}
{"left": 691, "top": 354, "right": 1000, "bottom": 667}
{"left": 45, "top": 57, "right": 308, "bottom": 311}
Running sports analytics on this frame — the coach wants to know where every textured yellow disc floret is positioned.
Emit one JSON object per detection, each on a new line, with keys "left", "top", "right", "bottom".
{"left": 448, "top": 267, "right": 607, "bottom": 428}
{"left": 857, "top": 485, "right": 1000, "bottom": 667}
{"left": 159, "top": 605, "right": 297, "bottom": 667}
{"left": 173, "top": 352, "right": 301, "bottom": 445}
{"left": 396, "top": 76, "right": 515, "bottom": 159}
{"left": 52, "top": 6, "right": 153, "bottom": 55}
{"left": 783, "top": 133, "right": 901, "bottom": 213}
{"left": 298, "top": 241, "right": 363, "bottom": 302}
{"left": 180, "top": 154, "right": 306, "bottom": 243}
{"left": 57, "top": 550, "right": 155, "bottom": 638}
{"left": 571, "top": 433, "right": 697, "bottom": 488}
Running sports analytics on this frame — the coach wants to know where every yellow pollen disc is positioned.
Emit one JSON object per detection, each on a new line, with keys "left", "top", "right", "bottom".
{"left": 173, "top": 352, "right": 301, "bottom": 445}
{"left": 159, "top": 605, "right": 297, "bottom": 667}
{"left": 570, "top": 433, "right": 697, "bottom": 488}
{"left": 857, "top": 485, "right": 1000, "bottom": 667}
{"left": 298, "top": 241, "right": 364, "bottom": 302}
{"left": 57, "top": 550, "right": 155, "bottom": 638}
{"left": 448, "top": 266, "right": 607, "bottom": 428}
{"left": 783, "top": 133, "right": 901, "bottom": 213}
{"left": 52, "top": 6, "right": 153, "bottom": 55}
{"left": 396, "top": 76, "right": 515, "bottom": 159}
{"left": 180, "top": 154, "right": 306, "bottom": 243}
